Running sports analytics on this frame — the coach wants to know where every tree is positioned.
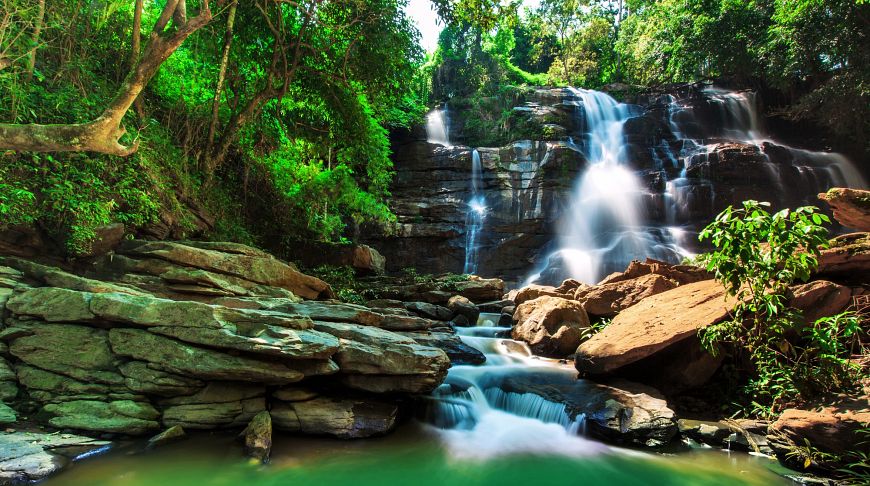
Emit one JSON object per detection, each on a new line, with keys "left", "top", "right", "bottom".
{"left": 0, "top": 0, "right": 213, "bottom": 156}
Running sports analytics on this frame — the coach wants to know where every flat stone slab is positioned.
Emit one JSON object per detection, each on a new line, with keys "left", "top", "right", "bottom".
{"left": 0, "top": 431, "right": 110, "bottom": 482}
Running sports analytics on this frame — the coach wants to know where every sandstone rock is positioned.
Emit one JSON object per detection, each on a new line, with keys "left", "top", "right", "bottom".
{"left": 768, "top": 406, "right": 870, "bottom": 469}
{"left": 118, "top": 240, "right": 333, "bottom": 300}
{"left": 510, "top": 285, "right": 572, "bottom": 305}
{"left": 313, "top": 321, "right": 449, "bottom": 392}
{"left": 816, "top": 233, "right": 870, "bottom": 279}
{"left": 109, "top": 328, "right": 305, "bottom": 384}
{"left": 271, "top": 396, "right": 398, "bottom": 439}
{"left": 43, "top": 400, "right": 160, "bottom": 435}
{"left": 400, "top": 331, "right": 486, "bottom": 366}
{"left": 512, "top": 296, "right": 590, "bottom": 358}
{"left": 0, "top": 431, "right": 110, "bottom": 483}
{"left": 819, "top": 187, "right": 870, "bottom": 231}
{"left": 118, "top": 362, "right": 204, "bottom": 397}
{"left": 160, "top": 383, "right": 265, "bottom": 430}
{"left": 447, "top": 295, "right": 479, "bottom": 325}
{"left": 576, "top": 280, "right": 736, "bottom": 378}
{"left": 598, "top": 259, "right": 710, "bottom": 286}
{"left": 4, "top": 323, "right": 124, "bottom": 385}
{"left": 575, "top": 273, "right": 679, "bottom": 317}
{"left": 452, "top": 277, "right": 505, "bottom": 303}
{"left": 79, "top": 223, "right": 126, "bottom": 258}
{"left": 147, "top": 425, "right": 186, "bottom": 448}
{"left": 241, "top": 411, "right": 272, "bottom": 463}
{"left": 787, "top": 280, "right": 852, "bottom": 324}
{"left": 0, "top": 257, "right": 147, "bottom": 295}
{"left": 283, "top": 301, "right": 437, "bottom": 332}
{"left": 5, "top": 287, "right": 96, "bottom": 322}
{"left": 15, "top": 365, "right": 138, "bottom": 403}
{"left": 404, "top": 301, "right": 453, "bottom": 321}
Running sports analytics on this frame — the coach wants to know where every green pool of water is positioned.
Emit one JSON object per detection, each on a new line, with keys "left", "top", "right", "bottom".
{"left": 45, "top": 423, "right": 791, "bottom": 486}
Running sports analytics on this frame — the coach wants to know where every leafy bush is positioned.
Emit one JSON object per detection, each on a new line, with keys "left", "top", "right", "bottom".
{"left": 697, "top": 200, "right": 865, "bottom": 416}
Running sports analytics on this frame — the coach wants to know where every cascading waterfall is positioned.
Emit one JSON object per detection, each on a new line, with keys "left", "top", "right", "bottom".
{"left": 463, "top": 149, "right": 486, "bottom": 275}
{"left": 530, "top": 89, "right": 686, "bottom": 285}
{"left": 423, "top": 320, "right": 600, "bottom": 460}
{"left": 426, "top": 106, "right": 451, "bottom": 147}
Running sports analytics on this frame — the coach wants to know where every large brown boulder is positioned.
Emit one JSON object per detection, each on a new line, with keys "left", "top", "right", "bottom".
{"left": 787, "top": 280, "right": 853, "bottom": 323}
{"left": 819, "top": 188, "right": 870, "bottom": 231}
{"left": 508, "top": 285, "right": 573, "bottom": 305}
{"left": 598, "top": 259, "right": 711, "bottom": 286}
{"left": 575, "top": 280, "right": 737, "bottom": 390}
{"left": 512, "top": 296, "right": 590, "bottom": 358}
{"left": 575, "top": 273, "right": 679, "bottom": 317}
{"left": 768, "top": 404, "right": 870, "bottom": 469}
{"left": 816, "top": 232, "right": 870, "bottom": 280}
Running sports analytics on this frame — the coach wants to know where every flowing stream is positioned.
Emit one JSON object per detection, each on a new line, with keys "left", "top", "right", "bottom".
{"left": 45, "top": 315, "right": 790, "bottom": 486}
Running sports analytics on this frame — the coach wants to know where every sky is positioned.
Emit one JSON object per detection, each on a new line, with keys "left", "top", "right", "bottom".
{"left": 405, "top": 0, "right": 542, "bottom": 53}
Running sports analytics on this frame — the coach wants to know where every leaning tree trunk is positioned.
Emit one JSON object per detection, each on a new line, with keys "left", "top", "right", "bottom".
{"left": 0, "top": 0, "right": 212, "bottom": 156}
{"left": 207, "top": 0, "right": 237, "bottom": 146}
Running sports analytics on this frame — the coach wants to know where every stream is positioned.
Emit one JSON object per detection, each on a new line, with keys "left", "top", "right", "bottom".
{"left": 44, "top": 315, "right": 793, "bottom": 486}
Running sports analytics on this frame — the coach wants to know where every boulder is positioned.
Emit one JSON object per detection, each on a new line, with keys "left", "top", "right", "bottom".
{"left": 404, "top": 301, "right": 453, "bottom": 321}
{"left": 787, "top": 280, "right": 852, "bottom": 324}
{"left": 512, "top": 296, "right": 590, "bottom": 358}
{"left": 400, "top": 331, "right": 487, "bottom": 366}
{"left": 768, "top": 406, "right": 870, "bottom": 469}
{"left": 0, "top": 431, "right": 110, "bottom": 483}
{"left": 117, "top": 240, "right": 334, "bottom": 300}
{"left": 575, "top": 273, "right": 679, "bottom": 317}
{"left": 271, "top": 396, "right": 398, "bottom": 439}
{"left": 147, "top": 425, "right": 186, "bottom": 448}
{"left": 819, "top": 188, "right": 870, "bottom": 231}
{"left": 313, "top": 321, "right": 449, "bottom": 393}
{"left": 575, "top": 280, "right": 737, "bottom": 389}
{"left": 816, "top": 233, "right": 870, "bottom": 279}
{"left": 499, "top": 375, "right": 677, "bottom": 447}
{"left": 447, "top": 295, "right": 479, "bottom": 325}
{"left": 241, "top": 411, "right": 272, "bottom": 463}
{"left": 509, "top": 285, "right": 572, "bottom": 305}
{"left": 0, "top": 403, "right": 16, "bottom": 424}
{"left": 598, "top": 259, "right": 711, "bottom": 286}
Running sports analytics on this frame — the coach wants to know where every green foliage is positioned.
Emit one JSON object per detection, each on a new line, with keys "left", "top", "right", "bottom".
{"left": 580, "top": 316, "right": 612, "bottom": 341}
{"left": 308, "top": 265, "right": 370, "bottom": 304}
{"left": 697, "top": 200, "right": 865, "bottom": 416}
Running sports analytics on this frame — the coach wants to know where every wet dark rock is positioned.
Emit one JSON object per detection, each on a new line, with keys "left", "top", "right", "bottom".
{"left": 241, "top": 411, "right": 272, "bottom": 463}
{"left": 446, "top": 295, "right": 479, "bottom": 325}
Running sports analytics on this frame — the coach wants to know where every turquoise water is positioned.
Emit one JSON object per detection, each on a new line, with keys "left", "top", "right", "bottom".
{"left": 47, "top": 424, "right": 790, "bottom": 486}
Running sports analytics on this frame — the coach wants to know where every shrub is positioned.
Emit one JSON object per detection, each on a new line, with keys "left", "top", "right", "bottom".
{"left": 697, "top": 200, "right": 865, "bottom": 416}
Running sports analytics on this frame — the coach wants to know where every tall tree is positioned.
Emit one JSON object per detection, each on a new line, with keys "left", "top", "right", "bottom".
{"left": 0, "top": 0, "right": 213, "bottom": 155}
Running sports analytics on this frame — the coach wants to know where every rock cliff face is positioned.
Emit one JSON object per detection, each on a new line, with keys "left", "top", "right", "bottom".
{"left": 0, "top": 241, "right": 474, "bottom": 440}
{"left": 364, "top": 87, "right": 865, "bottom": 284}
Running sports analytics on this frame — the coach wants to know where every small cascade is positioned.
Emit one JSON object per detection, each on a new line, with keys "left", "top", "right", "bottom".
{"left": 426, "top": 106, "right": 452, "bottom": 146}
{"left": 463, "top": 149, "right": 487, "bottom": 275}
{"left": 422, "top": 324, "right": 605, "bottom": 459}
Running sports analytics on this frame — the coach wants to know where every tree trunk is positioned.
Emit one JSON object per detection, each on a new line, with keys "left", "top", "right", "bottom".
{"left": 0, "top": 1, "right": 212, "bottom": 155}
{"left": 131, "top": 0, "right": 144, "bottom": 118}
{"left": 207, "top": 0, "right": 237, "bottom": 146}
{"left": 25, "top": 0, "right": 45, "bottom": 81}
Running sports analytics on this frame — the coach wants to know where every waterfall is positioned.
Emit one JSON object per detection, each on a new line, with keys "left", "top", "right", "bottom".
{"left": 530, "top": 89, "right": 686, "bottom": 285}
{"left": 464, "top": 149, "right": 486, "bottom": 275}
{"left": 422, "top": 325, "right": 604, "bottom": 460}
{"left": 426, "top": 106, "right": 451, "bottom": 146}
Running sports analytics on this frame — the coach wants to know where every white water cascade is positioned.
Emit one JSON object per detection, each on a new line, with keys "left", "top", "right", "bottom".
{"left": 531, "top": 89, "right": 686, "bottom": 284}
{"left": 464, "top": 149, "right": 487, "bottom": 275}
{"left": 426, "top": 106, "right": 452, "bottom": 147}
{"left": 423, "top": 321, "right": 604, "bottom": 460}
